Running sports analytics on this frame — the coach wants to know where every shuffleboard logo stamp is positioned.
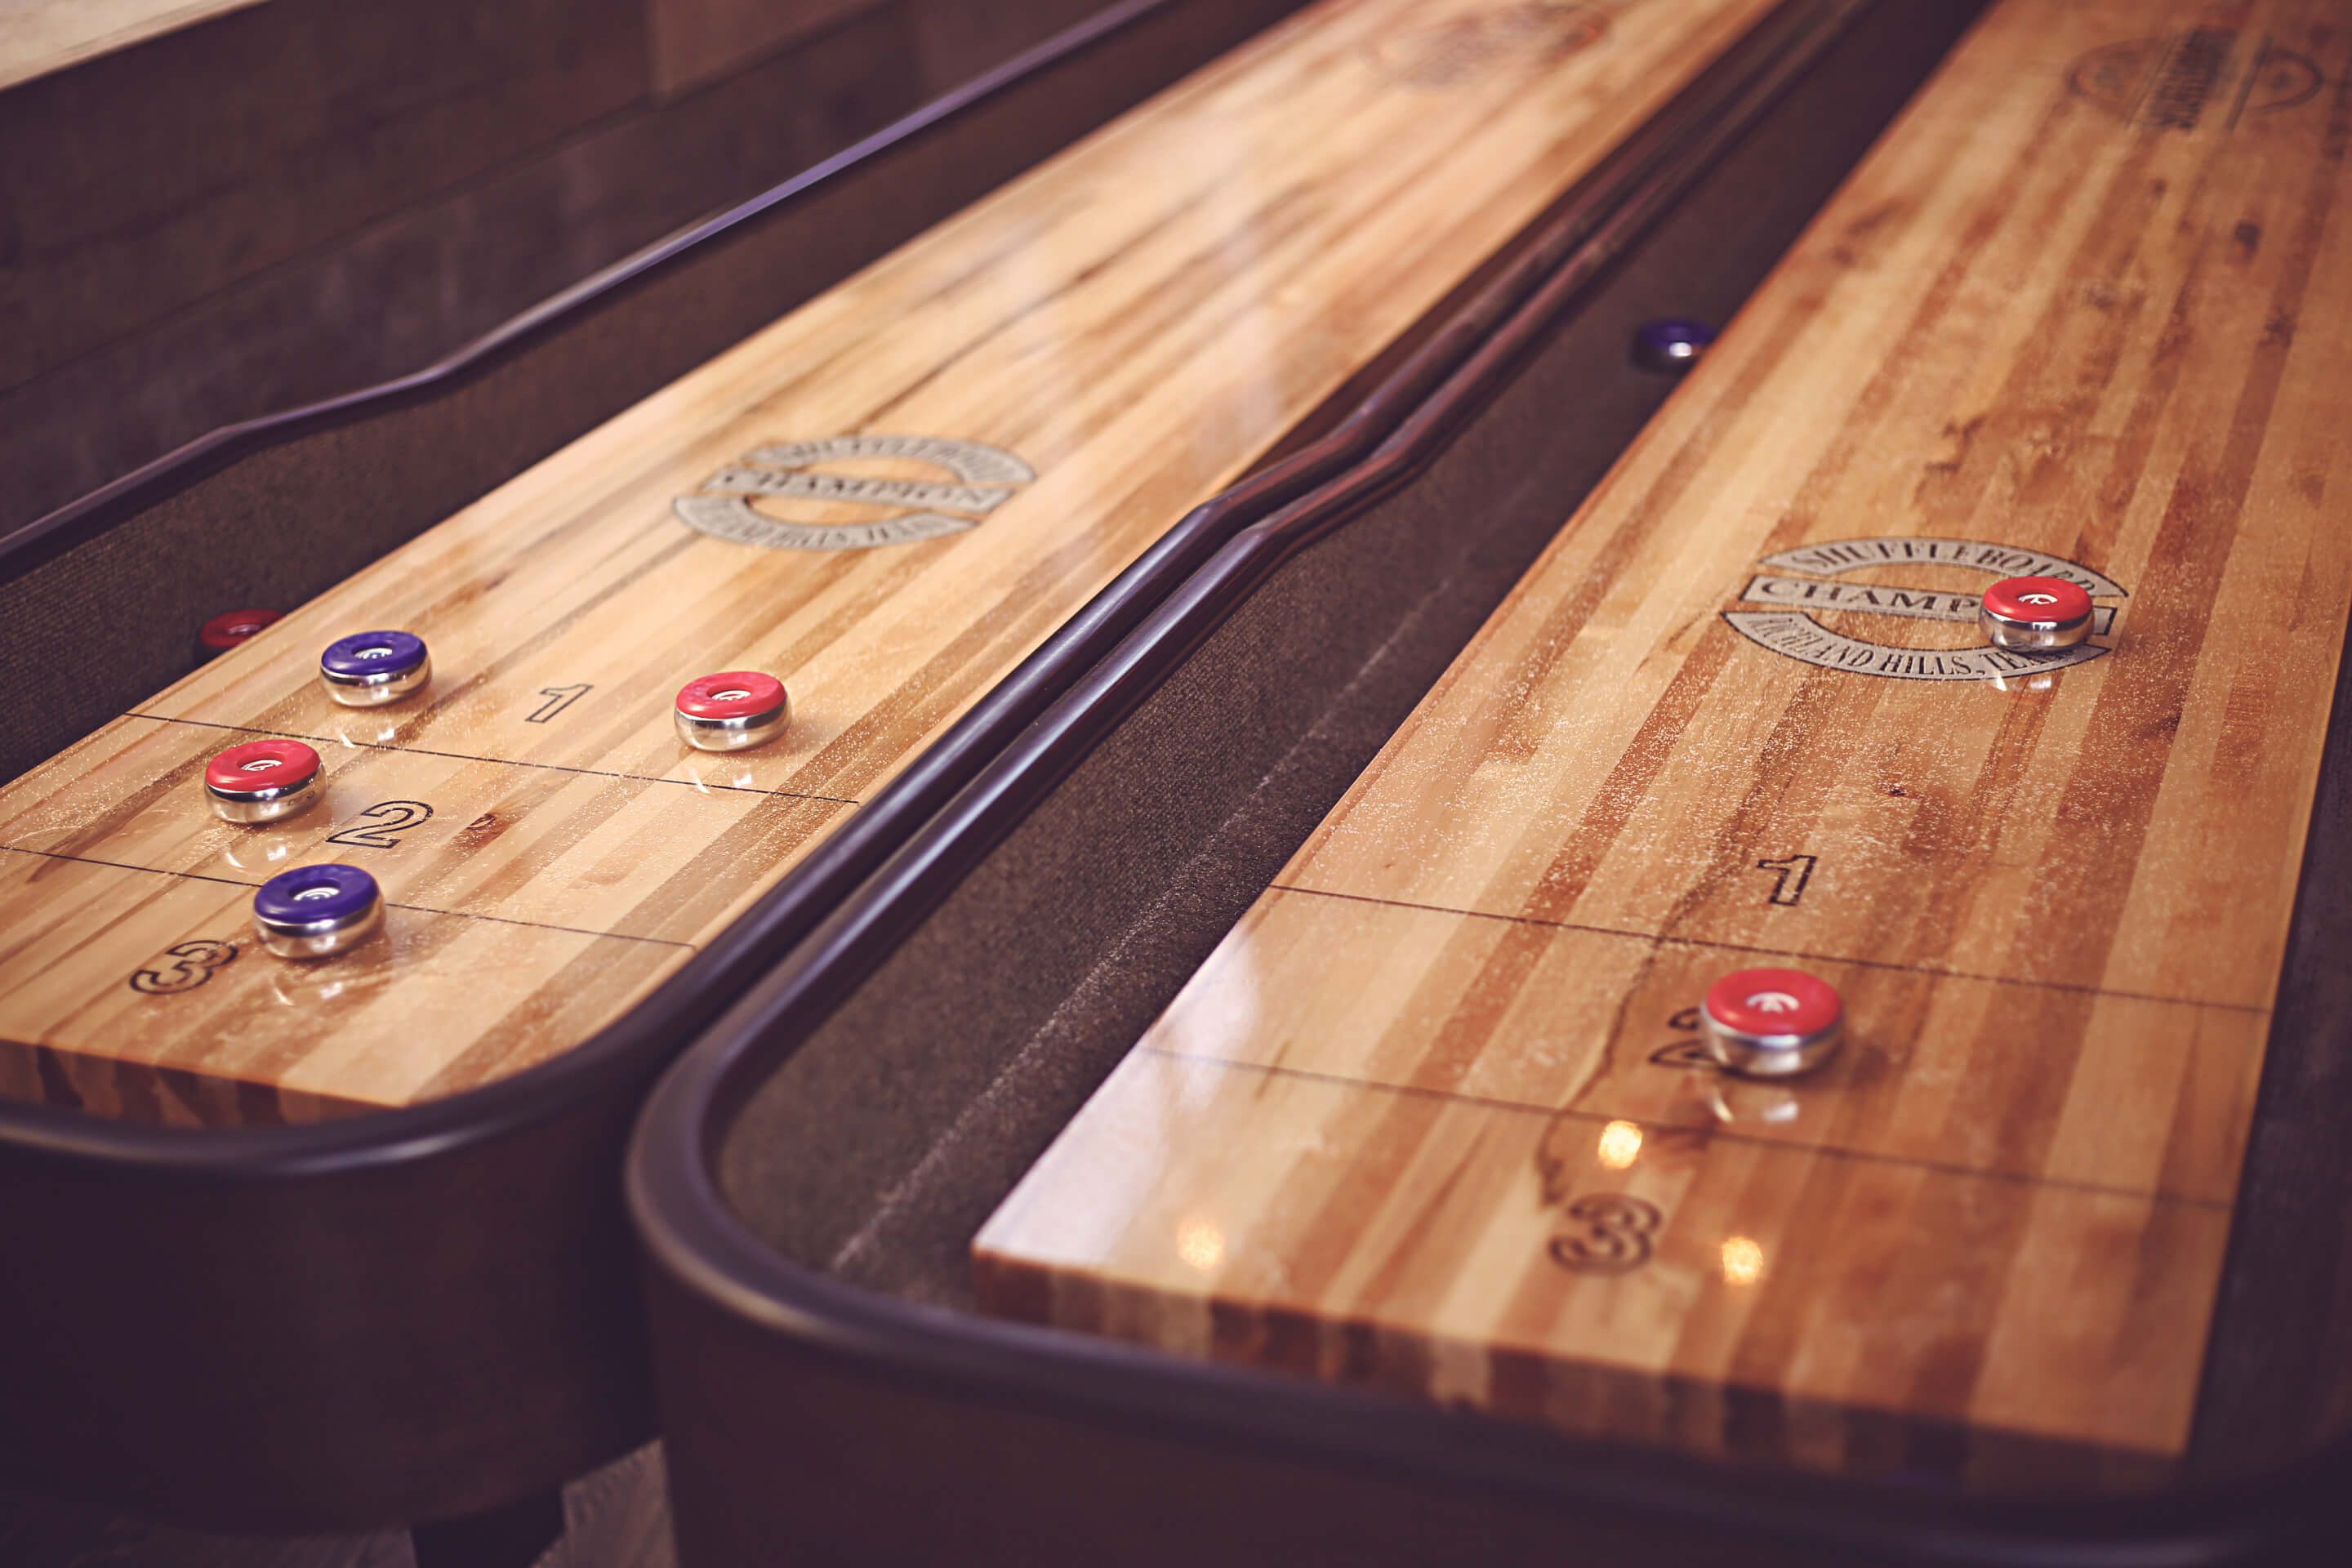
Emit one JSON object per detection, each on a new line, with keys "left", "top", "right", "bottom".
{"left": 673, "top": 434, "right": 1035, "bottom": 551}
{"left": 1723, "top": 537, "right": 2127, "bottom": 683}
{"left": 1373, "top": 2, "right": 1607, "bottom": 89}
{"left": 2069, "top": 29, "right": 2323, "bottom": 131}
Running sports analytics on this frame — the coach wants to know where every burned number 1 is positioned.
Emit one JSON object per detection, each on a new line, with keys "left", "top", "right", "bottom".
{"left": 527, "top": 684, "right": 593, "bottom": 724}
{"left": 1754, "top": 853, "right": 1817, "bottom": 907}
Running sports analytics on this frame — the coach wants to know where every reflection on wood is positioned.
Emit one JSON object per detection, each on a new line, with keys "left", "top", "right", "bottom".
{"left": 978, "top": 0, "right": 2352, "bottom": 1479}
{"left": 0, "top": 0, "right": 1781, "bottom": 1121}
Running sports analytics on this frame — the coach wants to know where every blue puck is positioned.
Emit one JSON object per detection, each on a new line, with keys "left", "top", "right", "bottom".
{"left": 253, "top": 863, "right": 384, "bottom": 958}
{"left": 1631, "top": 318, "right": 1717, "bottom": 373}
{"left": 318, "top": 630, "right": 431, "bottom": 705}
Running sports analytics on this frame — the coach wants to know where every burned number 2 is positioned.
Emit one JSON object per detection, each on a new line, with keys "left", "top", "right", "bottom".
{"left": 326, "top": 800, "right": 434, "bottom": 849}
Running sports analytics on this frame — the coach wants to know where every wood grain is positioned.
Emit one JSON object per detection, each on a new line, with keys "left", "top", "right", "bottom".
{"left": 0, "top": 0, "right": 647, "bottom": 396}
{"left": 647, "top": 0, "right": 871, "bottom": 96}
{"left": 0, "top": 0, "right": 1783, "bottom": 1123}
{"left": 0, "top": 0, "right": 265, "bottom": 93}
{"left": 977, "top": 0, "right": 2352, "bottom": 1481}
{"left": 0, "top": 0, "right": 1120, "bottom": 534}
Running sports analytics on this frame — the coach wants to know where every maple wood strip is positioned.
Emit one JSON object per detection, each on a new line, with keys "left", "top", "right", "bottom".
{"left": 1138, "top": 1045, "right": 2237, "bottom": 1208}
{"left": 1267, "top": 880, "right": 2274, "bottom": 1013}
{"left": 978, "top": 0, "right": 2352, "bottom": 1475}
{"left": 0, "top": 1037, "right": 374, "bottom": 1129}
{"left": 0, "top": 846, "right": 702, "bottom": 947}
{"left": 978, "top": 1050, "right": 2230, "bottom": 1471}
{"left": 124, "top": 712, "right": 862, "bottom": 803}
{"left": 0, "top": 0, "right": 1787, "bottom": 1117}
{"left": 1143, "top": 889, "right": 2265, "bottom": 1204}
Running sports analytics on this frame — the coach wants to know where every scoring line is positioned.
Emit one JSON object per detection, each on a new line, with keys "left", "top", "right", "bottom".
{"left": 0, "top": 844, "right": 698, "bottom": 950}
{"left": 1267, "top": 883, "right": 2270, "bottom": 1015}
{"left": 123, "top": 713, "right": 861, "bottom": 806}
{"left": 1138, "top": 1044, "right": 2234, "bottom": 1209}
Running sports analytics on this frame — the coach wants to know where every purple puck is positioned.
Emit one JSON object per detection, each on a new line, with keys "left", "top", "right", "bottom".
{"left": 253, "top": 863, "right": 384, "bottom": 958}
{"left": 1631, "top": 318, "right": 1717, "bottom": 373}
{"left": 318, "top": 630, "right": 431, "bottom": 705}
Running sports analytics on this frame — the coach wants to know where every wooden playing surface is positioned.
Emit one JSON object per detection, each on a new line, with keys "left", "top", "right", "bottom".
{"left": 0, "top": 0, "right": 1785, "bottom": 1125}
{"left": 976, "top": 0, "right": 2352, "bottom": 1480}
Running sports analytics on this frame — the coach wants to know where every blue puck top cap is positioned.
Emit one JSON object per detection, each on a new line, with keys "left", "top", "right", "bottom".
{"left": 320, "top": 630, "right": 428, "bottom": 680}
{"left": 1635, "top": 318, "right": 1717, "bottom": 357}
{"left": 254, "top": 863, "right": 380, "bottom": 928}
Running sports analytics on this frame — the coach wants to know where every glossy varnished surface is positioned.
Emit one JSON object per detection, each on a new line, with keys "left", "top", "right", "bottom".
{"left": 977, "top": 0, "right": 2352, "bottom": 1481}
{"left": 0, "top": 0, "right": 1782, "bottom": 1122}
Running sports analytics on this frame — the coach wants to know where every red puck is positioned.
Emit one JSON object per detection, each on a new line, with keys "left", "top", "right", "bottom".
{"left": 198, "top": 608, "right": 282, "bottom": 652}
{"left": 1703, "top": 968, "right": 1842, "bottom": 1040}
{"left": 1980, "top": 577, "right": 2091, "bottom": 626}
{"left": 675, "top": 670, "right": 787, "bottom": 721}
{"left": 203, "top": 738, "right": 321, "bottom": 797}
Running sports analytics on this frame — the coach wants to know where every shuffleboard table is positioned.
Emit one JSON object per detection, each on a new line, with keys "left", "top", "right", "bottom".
{"left": 0, "top": 0, "right": 1129, "bottom": 533}
{"left": 630, "top": 0, "right": 2352, "bottom": 1561}
{"left": 0, "top": 0, "right": 1952, "bottom": 1557}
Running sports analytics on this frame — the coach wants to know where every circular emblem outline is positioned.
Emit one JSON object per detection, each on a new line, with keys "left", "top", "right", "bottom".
{"left": 674, "top": 434, "right": 1036, "bottom": 551}
{"left": 2067, "top": 29, "right": 2323, "bottom": 131}
{"left": 1722, "top": 537, "right": 2127, "bottom": 682}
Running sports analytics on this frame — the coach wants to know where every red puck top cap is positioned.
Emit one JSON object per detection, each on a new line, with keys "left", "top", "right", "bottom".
{"left": 1703, "top": 968, "right": 1842, "bottom": 1039}
{"left": 1980, "top": 577, "right": 2091, "bottom": 626}
{"left": 204, "top": 738, "right": 322, "bottom": 795}
{"left": 198, "top": 608, "right": 282, "bottom": 651}
{"left": 675, "top": 670, "right": 787, "bottom": 721}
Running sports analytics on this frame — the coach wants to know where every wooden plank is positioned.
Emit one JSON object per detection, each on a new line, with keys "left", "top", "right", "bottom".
{"left": 0, "top": 0, "right": 648, "bottom": 395}
{"left": 0, "top": 0, "right": 1785, "bottom": 1122}
{"left": 0, "top": 0, "right": 1123, "bottom": 534}
{"left": 976, "top": 0, "right": 2352, "bottom": 1477}
{"left": 646, "top": 0, "right": 871, "bottom": 96}
{"left": 0, "top": 0, "right": 265, "bottom": 94}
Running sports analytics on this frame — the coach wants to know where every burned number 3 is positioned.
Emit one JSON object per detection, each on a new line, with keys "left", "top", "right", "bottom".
{"left": 1548, "top": 1194, "right": 1664, "bottom": 1274}
{"left": 129, "top": 938, "right": 238, "bottom": 995}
